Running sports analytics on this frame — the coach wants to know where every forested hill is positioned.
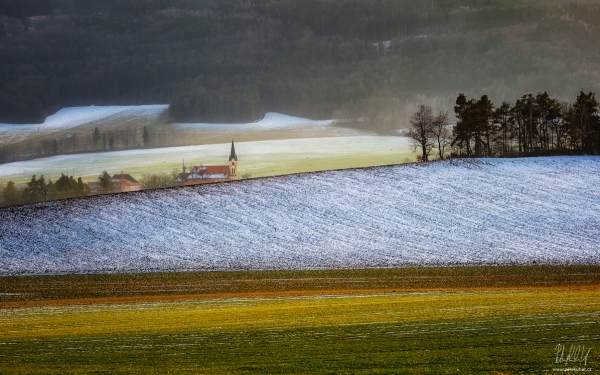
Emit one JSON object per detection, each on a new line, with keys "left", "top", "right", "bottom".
{"left": 1, "top": 0, "right": 600, "bottom": 126}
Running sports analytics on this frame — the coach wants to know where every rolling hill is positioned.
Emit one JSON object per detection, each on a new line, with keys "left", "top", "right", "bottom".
{"left": 1, "top": 156, "right": 598, "bottom": 275}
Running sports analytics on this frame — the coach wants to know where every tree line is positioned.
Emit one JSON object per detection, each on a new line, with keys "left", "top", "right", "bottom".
{"left": 0, "top": 167, "right": 187, "bottom": 206}
{"left": 0, "top": 125, "right": 151, "bottom": 164}
{"left": 408, "top": 90, "right": 600, "bottom": 161}
{"left": 0, "top": 174, "right": 89, "bottom": 206}
{"left": 0, "top": 0, "right": 466, "bottom": 123}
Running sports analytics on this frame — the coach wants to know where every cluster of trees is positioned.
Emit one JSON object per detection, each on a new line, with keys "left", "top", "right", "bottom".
{"left": 409, "top": 90, "right": 600, "bottom": 161}
{"left": 2, "top": 0, "right": 599, "bottom": 126}
{"left": 91, "top": 126, "right": 149, "bottom": 151}
{"left": 138, "top": 170, "right": 179, "bottom": 189}
{"left": 0, "top": 168, "right": 186, "bottom": 206}
{"left": 0, "top": 125, "right": 152, "bottom": 164}
{"left": 0, "top": 173, "right": 90, "bottom": 206}
{"left": 408, "top": 105, "right": 450, "bottom": 162}
{"left": 452, "top": 90, "right": 599, "bottom": 157}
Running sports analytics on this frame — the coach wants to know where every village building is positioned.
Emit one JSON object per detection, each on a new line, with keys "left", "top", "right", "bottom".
{"left": 86, "top": 182, "right": 102, "bottom": 194}
{"left": 175, "top": 141, "right": 239, "bottom": 185}
{"left": 86, "top": 174, "right": 141, "bottom": 194}
{"left": 111, "top": 174, "right": 141, "bottom": 192}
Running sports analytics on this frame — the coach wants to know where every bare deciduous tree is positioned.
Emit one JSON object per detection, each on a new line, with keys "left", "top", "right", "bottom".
{"left": 432, "top": 111, "right": 451, "bottom": 160}
{"left": 408, "top": 104, "right": 435, "bottom": 162}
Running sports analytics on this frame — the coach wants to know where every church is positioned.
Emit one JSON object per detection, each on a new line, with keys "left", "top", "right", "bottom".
{"left": 174, "top": 141, "right": 239, "bottom": 186}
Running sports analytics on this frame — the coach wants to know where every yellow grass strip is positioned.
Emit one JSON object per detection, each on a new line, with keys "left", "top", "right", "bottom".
{"left": 1, "top": 289, "right": 598, "bottom": 340}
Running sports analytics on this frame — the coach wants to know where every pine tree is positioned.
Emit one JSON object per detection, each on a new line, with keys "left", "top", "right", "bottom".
{"left": 92, "top": 127, "right": 101, "bottom": 150}
{"left": 569, "top": 90, "right": 599, "bottom": 152}
{"left": 2, "top": 181, "right": 19, "bottom": 206}
{"left": 142, "top": 126, "right": 150, "bottom": 147}
{"left": 22, "top": 175, "right": 46, "bottom": 203}
{"left": 452, "top": 93, "right": 475, "bottom": 156}
{"left": 477, "top": 95, "right": 495, "bottom": 157}
{"left": 76, "top": 177, "right": 87, "bottom": 197}
{"left": 46, "top": 180, "right": 56, "bottom": 200}
{"left": 98, "top": 171, "right": 113, "bottom": 193}
{"left": 38, "top": 175, "right": 47, "bottom": 201}
{"left": 492, "top": 102, "right": 512, "bottom": 156}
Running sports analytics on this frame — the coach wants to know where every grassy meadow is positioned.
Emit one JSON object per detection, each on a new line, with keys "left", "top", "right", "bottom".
{"left": 0, "top": 266, "right": 598, "bottom": 374}
{"left": 0, "top": 289, "right": 598, "bottom": 374}
{"left": 0, "top": 136, "right": 415, "bottom": 186}
{"left": 0, "top": 106, "right": 410, "bottom": 188}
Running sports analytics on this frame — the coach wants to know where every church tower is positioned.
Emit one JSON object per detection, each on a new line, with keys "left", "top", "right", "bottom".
{"left": 228, "top": 140, "right": 238, "bottom": 180}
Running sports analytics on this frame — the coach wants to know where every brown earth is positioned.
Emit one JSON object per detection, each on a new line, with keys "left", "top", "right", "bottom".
{"left": 2, "top": 265, "right": 599, "bottom": 308}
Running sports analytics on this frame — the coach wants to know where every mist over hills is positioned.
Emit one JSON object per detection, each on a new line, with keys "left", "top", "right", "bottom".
{"left": 1, "top": 0, "right": 600, "bottom": 127}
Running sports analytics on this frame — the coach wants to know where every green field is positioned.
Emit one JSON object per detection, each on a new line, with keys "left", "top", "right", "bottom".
{"left": 0, "top": 267, "right": 598, "bottom": 374}
{"left": 0, "top": 136, "right": 414, "bottom": 187}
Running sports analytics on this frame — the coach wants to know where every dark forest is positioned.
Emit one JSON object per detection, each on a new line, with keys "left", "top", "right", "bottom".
{"left": 1, "top": 0, "right": 600, "bottom": 125}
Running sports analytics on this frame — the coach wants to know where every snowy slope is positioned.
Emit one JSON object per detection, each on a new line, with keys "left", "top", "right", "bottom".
{"left": 0, "top": 108, "right": 346, "bottom": 146}
{"left": 0, "top": 105, "right": 167, "bottom": 131}
{"left": 0, "top": 105, "right": 168, "bottom": 143}
{"left": 1, "top": 156, "right": 599, "bottom": 275}
{"left": 174, "top": 112, "right": 360, "bottom": 143}
{"left": 176, "top": 112, "right": 334, "bottom": 130}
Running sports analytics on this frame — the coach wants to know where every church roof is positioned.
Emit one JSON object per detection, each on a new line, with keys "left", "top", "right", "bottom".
{"left": 113, "top": 179, "right": 140, "bottom": 187}
{"left": 192, "top": 165, "right": 230, "bottom": 176}
{"left": 229, "top": 140, "right": 238, "bottom": 161}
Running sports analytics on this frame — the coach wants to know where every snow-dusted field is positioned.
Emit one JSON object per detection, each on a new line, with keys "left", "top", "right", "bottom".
{"left": 1, "top": 156, "right": 599, "bottom": 275}
{"left": 0, "top": 105, "right": 168, "bottom": 144}
{"left": 173, "top": 112, "right": 362, "bottom": 144}
{"left": 176, "top": 112, "right": 334, "bottom": 130}
{"left": 0, "top": 136, "right": 413, "bottom": 183}
{"left": 0, "top": 109, "right": 333, "bottom": 136}
{"left": 0, "top": 106, "right": 361, "bottom": 146}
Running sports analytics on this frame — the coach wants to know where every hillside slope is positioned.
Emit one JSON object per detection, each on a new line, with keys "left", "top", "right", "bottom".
{"left": 1, "top": 156, "right": 599, "bottom": 275}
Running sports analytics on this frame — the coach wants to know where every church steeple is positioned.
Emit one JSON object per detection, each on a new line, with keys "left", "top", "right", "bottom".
{"left": 229, "top": 140, "right": 238, "bottom": 161}
{"left": 228, "top": 140, "right": 239, "bottom": 180}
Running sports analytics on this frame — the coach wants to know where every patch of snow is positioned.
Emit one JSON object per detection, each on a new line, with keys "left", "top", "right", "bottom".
{"left": 0, "top": 156, "right": 599, "bottom": 275}
{"left": 175, "top": 112, "right": 333, "bottom": 130}
{"left": 0, "top": 105, "right": 168, "bottom": 141}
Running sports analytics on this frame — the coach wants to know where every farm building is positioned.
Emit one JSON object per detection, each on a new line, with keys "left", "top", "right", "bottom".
{"left": 86, "top": 182, "right": 102, "bottom": 194}
{"left": 111, "top": 174, "right": 141, "bottom": 192}
{"left": 86, "top": 174, "right": 140, "bottom": 194}
{"left": 175, "top": 141, "right": 239, "bottom": 185}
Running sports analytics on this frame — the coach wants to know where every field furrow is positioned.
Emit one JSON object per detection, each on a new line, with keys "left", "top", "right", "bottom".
{"left": 1, "top": 156, "right": 599, "bottom": 275}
